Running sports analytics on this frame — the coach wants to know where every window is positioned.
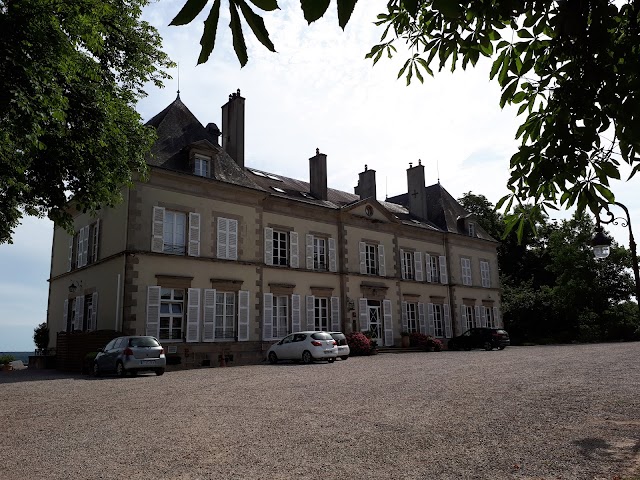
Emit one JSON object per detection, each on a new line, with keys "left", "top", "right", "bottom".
{"left": 273, "top": 230, "right": 289, "bottom": 266}
{"left": 314, "top": 297, "right": 329, "bottom": 331}
{"left": 163, "top": 211, "right": 186, "bottom": 255}
{"left": 160, "top": 288, "right": 184, "bottom": 340}
{"left": 429, "top": 255, "right": 439, "bottom": 282}
{"left": 485, "top": 306, "right": 494, "bottom": 328}
{"left": 215, "top": 292, "right": 236, "bottom": 340}
{"left": 194, "top": 155, "right": 210, "bottom": 177}
{"left": 432, "top": 304, "right": 443, "bottom": 337}
{"left": 462, "top": 305, "right": 474, "bottom": 331}
{"left": 313, "top": 237, "right": 326, "bottom": 270}
{"left": 405, "top": 302, "right": 418, "bottom": 333}
{"left": 217, "top": 217, "right": 238, "bottom": 260}
{"left": 152, "top": 207, "right": 200, "bottom": 257}
{"left": 461, "top": 257, "right": 472, "bottom": 286}
{"left": 273, "top": 295, "right": 289, "bottom": 338}
{"left": 468, "top": 222, "right": 476, "bottom": 237}
{"left": 68, "top": 220, "right": 100, "bottom": 271}
{"left": 480, "top": 260, "right": 491, "bottom": 288}
{"left": 402, "top": 250, "right": 414, "bottom": 280}
{"left": 365, "top": 243, "right": 378, "bottom": 275}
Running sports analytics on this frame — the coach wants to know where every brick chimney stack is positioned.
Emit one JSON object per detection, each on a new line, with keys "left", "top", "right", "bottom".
{"left": 221, "top": 89, "right": 245, "bottom": 168}
{"left": 309, "top": 148, "right": 328, "bottom": 200}
{"left": 354, "top": 165, "right": 377, "bottom": 200}
{"left": 407, "top": 160, "right": 428, "bottom": 220}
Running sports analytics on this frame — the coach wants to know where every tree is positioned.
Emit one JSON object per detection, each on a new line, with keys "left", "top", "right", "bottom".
{"left": 0, "top": 0, "right": 173, "bottom": 243}
{"left": 174, "top": 1, "right": 639, "bottom": 238}
{"left": 33, "top": 322, "right": 50, "bottom": 353}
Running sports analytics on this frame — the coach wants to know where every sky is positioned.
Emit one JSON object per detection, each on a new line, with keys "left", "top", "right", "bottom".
{"left": 1, "top": 0, "right": 638, "bottom": 351}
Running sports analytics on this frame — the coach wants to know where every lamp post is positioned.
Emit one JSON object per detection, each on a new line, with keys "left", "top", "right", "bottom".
{"left": 591, "top": 202, "right": 640, "bottom": 322}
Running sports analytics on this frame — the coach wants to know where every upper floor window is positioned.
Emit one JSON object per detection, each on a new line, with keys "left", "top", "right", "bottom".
{"left": 194, "top": 155, "right": 210, "bottom": 177}
{"left": 480, "top": 260, "right": 491, "bottom": 288}
{"left": 265, "top": 227, "right": 299, "bottom": 268}
{"left": 68, "top": 220, "right": 100, "bottom": 271}
{"left": 306, "top": 234, "right": 337, "bottom": 272}
{"left": 314, "top": 237, "right": 326, "bottom": 270}
{"left": 461, "top": 257, "right": 472, "bottom": 286}
{"left": 164, "top": 211, "right": 186, "bottom": 255}
{"left": 402, "top": 250, "right": 414, "bottom": 280}
{"left": 425, "top": 254, "right": 448, "bottom": 284}
{"left": 152, "top": 207, "right": 200, "bottom": 257}
{"left": 217, "top": 217, "right": 238, "bottom": 260}
{"left": 359, "top": 242, "right": 386, "bottom": 276}
{"left": 273, "top": 230, "right": 288, "bottom": 266}
{"left": 468, "top": 222, "right": 476, "bottom": 237}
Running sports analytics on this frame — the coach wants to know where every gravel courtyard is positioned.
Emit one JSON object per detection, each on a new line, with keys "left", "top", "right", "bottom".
{"left": 1, "top": 343, "right": 639, "bottom": 480}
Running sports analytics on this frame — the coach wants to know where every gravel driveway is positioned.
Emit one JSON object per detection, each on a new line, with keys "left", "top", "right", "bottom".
{"left": 2, "top": 343, "right": 639, "bottom": 480}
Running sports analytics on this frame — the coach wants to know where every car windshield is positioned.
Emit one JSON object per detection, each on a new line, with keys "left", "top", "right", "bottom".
{"left": 311, "top": 332, "right": 332, "bottom": 340}
{"left": 331, "top": 333, "right": 346, "bottom": 344}
{"left": 496, "top": 330, "right": 508, "bottom": 335}
{"left": 129, "top": 337, "right": 160, "bottom": 347}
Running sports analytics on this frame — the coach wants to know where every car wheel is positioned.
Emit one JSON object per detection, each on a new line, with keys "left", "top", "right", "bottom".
{"left": 155, "top": 368, "right": 165, "bottom": 376}
{"left": 327, "top": 357, "right": 335, "bottom": 363}
{"left": 93, "top": 362, "right": 101, "bottom": 377}
{"left": 302, "top": 350, "right": 313, "bottom": 364}
{"left": 498, "top": 346, "right": 506, "bottom": 350}
{"left": 116, "top": 361, "right": 126, "bottom": 377}
{"left": 483, "top": 341, "right": 493, "bottom": 351}
{"left": 268, "top": 352, "right": 278, "bottom": 364}
{"left": 340, "top": 356, "right": 349, "bottom": 361}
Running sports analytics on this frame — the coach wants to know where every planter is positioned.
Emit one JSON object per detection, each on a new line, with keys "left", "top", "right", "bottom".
{"left": 401, "top": 336, "right": 411, "bottom": 348}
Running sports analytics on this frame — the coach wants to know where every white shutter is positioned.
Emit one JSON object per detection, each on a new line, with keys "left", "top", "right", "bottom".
{"left": 474, "top": 305, "right": 481, "bottom": 328}
{"left": 444, "top": 304, "right": 452, "bottom": 338}
{"left": 439, "top": 256, "right": 448, "bottom": 284}
{"left": 493, "top": 306, "right": 501, "bottom": 328}
{"left": 306, "top": 295, "right": 315, "bottom": 330}
{"left": 481, "top": 261, "right": 491, "bottom": 287}
{"left": 228, "top": 219, "right": 238, "bottom": 260}
{"left": 378, "top": 244, "right": 386, "bottom": 277}
{"left": 290, "top": 231, "right": 299, "bottom": 268}
{"left": 237, "top": 290, "right": 250, "bottom": 341}
{"left": 90, "top": 292, "right": 98, "bottom": 331}
{"left": 418, "top": 302, "right": 427, "bottom": 334}
{"left": 63, "top": 299, "right": 69, "bottom": 332}
{"left": 264, "top": 227, "right": 273, "bottom": 265}
{"left": 328, "top": 238, "right": 337, "bottom": 272}
{"left": 359, "top": 242, "right": 366, "bottom": 274}
{"left": 186, "top": 288, "right": 200, "bottom": 342}
{"left": 217, "top": 217, "right": 228, "bottom": 259}
{"left": 152, "top": 206, "right": 165, "bottom": 253}
{"left": 401, "top": 302, "right": 408, "bottom": 332}
{"left": 400, "top": 250, "right": 406, "bottom": 280}
{"left": 92, "top": 219, "right": 100, "bottom": 263}
{"left": 306, "top": 234, "right": 314, "bottom": 269}
{"left": 146, "top": 286, "right": 161, "bottom": 337}
{"left": 74, "top": 295, "right": 84, "bottom": 331}
{"left": 188, "top": 212, "right": 200, "bottom": 257}
{"left": 427, "top": 303, "right": 435, "bottom": 336}
{"left": 67, "top": 236, "right": 73, "bottom": 272}
{"left": 359, "top": 298, "right": 369, "bottom": 331}
{"left": 425, "top": 254, "right": 432, "bottom": 282}
{"left": 76, "top": 228, "right": 83, "bottom": 267}
{"left": 460, "top": 305, "right": 467, "bottom": 335}
{"left": 203, "top": 289, "right": 216, "bottom": 341}
{"left": 331, "top": 297, "right": 340, "bottom": 331}
{"left": 263, "top": 293, "right": 274, "bottom": 340}
{"left": 291, "top": 294, "right": 301, "bottom": 332}
{"left": 81, "top": 226, "right": 89, "bottom": 267}
{"left": 414, "top": 251, "right": 423, "bottom": 282}
{"left": 480, "top": 306, "right": 487, "bottom": 327}
{"left": 383, "top": 299, "right": 393, "bottom": 347}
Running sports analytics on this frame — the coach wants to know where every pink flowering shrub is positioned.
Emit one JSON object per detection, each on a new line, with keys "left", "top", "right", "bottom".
{"left": 345, "top": 332, "right": 371, "bottom": 356}
{"left": 410, "top": 332, "right": 443, "bottom": 351}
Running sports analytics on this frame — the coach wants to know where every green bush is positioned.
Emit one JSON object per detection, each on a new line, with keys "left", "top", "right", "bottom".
{"left": 33, "top": 322, "right": 49, "bottom": 352}
{"left": 0, "top": 354, "right": 16, "bottom": 365}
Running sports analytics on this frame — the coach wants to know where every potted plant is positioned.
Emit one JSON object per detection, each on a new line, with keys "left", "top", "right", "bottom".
{"left": 401, "top": 331, "right": 411, "bottom": 348}
{"left": 1, "top": 354, "right": 16, "bottom": 371}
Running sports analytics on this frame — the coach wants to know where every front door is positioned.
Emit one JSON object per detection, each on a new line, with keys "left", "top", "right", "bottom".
{"left": 368, "top": 305, "right": 383, "bottom": 346}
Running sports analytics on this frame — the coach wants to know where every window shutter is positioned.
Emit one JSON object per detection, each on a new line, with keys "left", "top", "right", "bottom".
{"left": 92, "top": 219, "right": 100, "bottom": 263}
{"left": 90, "top": 292, "right": 98, "bottom": 331}
{"left": 474, "top": 305, "right": 481, "bottom": 328}
{"left": 480, "top": 307, "right": 487, "bottom": 327}
{"left": 74, "top": 295, "right": 84, "bottom": 331}
{"left": 291, "top": 294, "right": 301, "bottom": 332}
{"left": 400, "top": 250, "right": 406, "bottom": 280}
{"left": 264, "top": 227, "right": 273, "bottom": 265}
{"left": 81, "top": 226, "right": 89, "bottom": 267}
{"left": 383, "top": 299, "right": 393, "bottom": 347}
{"left": 306, "top": 295, "right": 315, "bottom": 330}
{"left": 414, "top": 251, "right": 423, "bottom": 282}
{"left": 217, "top": 217, "right": 228, "bottom": 259}
{"left": 359, "top": 242, "right": 366, "bottom": 274}
{"left": 425, "top": 254, "right": 432, "bottom": 282}
{"left": 263, "top": 293, "right": 273, "bottom": 340}
{"left": 460, "top": 305, "right": 467, "bottom": 335}
{"left": 290, "top": 231, "right": 299, "bottom": 268}
{"left": 481, "top": 261, "right": 491, "bottom": 288}
{"left": 76, "top": 229, "right": 83, "bottom": 268}
{"left": 401, "top": 302, "right": 408, "bottom": 332}
{"left": 359, "top": 298, "right": 368, "bottom": 331}
{"left": 186, "top": 288, "right": 200, "bottom": 342}
{"left": 493, "top": 306, "right": 500, "bottom": 328}
{"left": 306, "top": 234, "right": 314, "bottom": 269}
{"left": 331, "top": 297, "right": 340, "bottom": 331}
{"left": 439, "top": 256, "right": 448, "bottom": 284}
{"left": 427, "top": 303, "right": 435, "bottom": 336}
{"left": 203, "top": 289, "right": 216, "bottom": 341}
{"left": 418, "top": 302, "right": 426, "bottom": 334}
{"left": 237, "top": 290, "right": 250, "bottom": 341}
{"left": 188, "top": 213, "right": 200, "bottom": 257}
{"left": 63, "top": 299, "right": 69, "bottom": 332}
{"left": 444, "top": 304, "right": 452, "bottom": 338}
{"left": 151, "top": 207, "right": 165, "bottom": 253}
{"left": 146, "top": 286, "right": 161, "bottom": 337}
{"left": 378, "top": 244, "right": 386, "bottom": 276}
{"left": 228, "top": 219, "right": 238, "bottom": 260}
{"left": 68, "top": 236, "right": 73, "bottom": 272}
{"left": 328, "top": 238, "right": 337, "bottom": 272}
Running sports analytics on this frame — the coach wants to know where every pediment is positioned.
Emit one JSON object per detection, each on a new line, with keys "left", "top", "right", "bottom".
{"left": 341, "top": 198, "right": 398, "bottom": 224}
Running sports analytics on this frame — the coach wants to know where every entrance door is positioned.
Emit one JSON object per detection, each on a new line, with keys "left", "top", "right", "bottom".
{"left": 368, "top": 305, "right": 383, "bottom": 346}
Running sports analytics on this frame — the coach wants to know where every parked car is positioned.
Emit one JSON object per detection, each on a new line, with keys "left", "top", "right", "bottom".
{"left": 448, "top": 328, "right": 510, "bottom": 351}
{"left": 267, "top": 331, "right": 338, "bottom": 364}
{"left": 94, "top": 336, "right": 166, "bottom": 377}
{"left": 329, "top": 332, "right": 350, "bottom": 360}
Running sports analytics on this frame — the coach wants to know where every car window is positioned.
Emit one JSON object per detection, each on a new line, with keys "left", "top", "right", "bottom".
{"left": 331, "top": 333, "right": 346, "bottom": 345}
{"left": 103, "top": 339, "right": 116, "bottom": 351}
{"left": 496, "top": 330, "right": 508, "bottom": 335}
{"left": 129, "top": 337, "right": 160, "bottom": 347}
{"left": 113, "top": 338, "right": 124, "bottom": 349}
{"left": 280, "top": 335, "right": 293, "bottom": 344}
{"left": 311, "top": 332, "right": 332, "bottom": 340}
{"left": 293, "top": 334, "right": 307, "bottom": 342}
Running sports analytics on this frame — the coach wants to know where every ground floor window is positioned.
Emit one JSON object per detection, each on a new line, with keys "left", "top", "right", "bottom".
{"left": 314, "top": 297, "right": 329, "bottom": 331}
{"left": 215, "top": 292, "right": 236, "bottom": 340}
{"left": 405, "top": 302, "right": 418, "bottom": 333}
{"left": 485, "top": 306, "right": 494, "bottom": 328}
{"left": 464, "top": 305, "right": 474, "bottom": 331}
{"left": 433, "top": 304, "right": 443, "bottom": 337}
{"left": 160, "top": 288, "right": 184, "bottom": 340}
{"left": 273, "top": 295, "right": 289, "bottom": 338}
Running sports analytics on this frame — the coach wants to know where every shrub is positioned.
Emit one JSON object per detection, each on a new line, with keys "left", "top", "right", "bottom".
{"left": 428, "top": 337, "right": 443, "bottom": 352}
{"left": 345, "top": 332, "right": 371, "bottom": 356}
{"left": 0, "top": 354, "right": 16, "bottom": 365}
{"left": 33, "top": 322, "right": 49, "bottom": 353}
{"left": 409, "top": 332, "right": 430, "bottom": 348}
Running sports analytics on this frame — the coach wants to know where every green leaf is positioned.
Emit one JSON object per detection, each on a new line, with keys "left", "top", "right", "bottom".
{"left": 170, "top": 0, "right": 209, "bottom": 25}
{"left": 248, "top": 0, "right": 279, "bottom": 11}
{"left": 517, "top": 29, "right": 533, "bottom": 39}
{"left": 237, "top": 0, "right": 276, "bottom": 52}
{"left": 593, "top": 184, "right": 615, "bottom": 203}
{"left": 402, "top": 0, "right": 419, "bottom": 17}
{"left": 197, "top": 0, "right": 222, "bottom": 65}
{"left": 490, "top": 51, "right": 505, "bottom": 80}
{"left": 500, "top": 79, "right": 518, "bottom": 108}
{"left": 229, "top": 1, "right": 248, "bottom": 67}
{"left": 397, "top": 58, "right": 411, "bottom": 79}
{"left": 300, "top": 0, "right": 331, "bottom": 24}
{"left": 600, "top": 162, "right": 621, "bottom": 180}
{"left": 432, "top": 0, "right": 463, "bottom": 18}
{"left": 338, "top": 0, "right": 358, "bottom": 29}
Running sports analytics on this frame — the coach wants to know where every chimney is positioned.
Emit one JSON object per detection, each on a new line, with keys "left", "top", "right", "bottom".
{"left": 221, "top": 89, "right": 245, "bottom": 168}
{"left": 309, "top": 148, "right": 328, "bottom": 200}
{"left": 354, "top": 165, "right": 376, "bottom": 200}
{"left": 407, "top": 159, "right": 428, "bottom": 220}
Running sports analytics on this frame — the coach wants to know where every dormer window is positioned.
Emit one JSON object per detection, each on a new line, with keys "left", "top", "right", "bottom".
{"left": 194, "top": 155, "right": 210, "bottom": 177}
{"left": 468, "top": 222, "right": 475, "bottom": 237}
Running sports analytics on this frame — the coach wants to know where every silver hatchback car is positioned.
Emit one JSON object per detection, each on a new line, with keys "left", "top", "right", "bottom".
{"left": 94, "top": 336, "right": 166, "bottom": 377}
{"left": 267, "top": 331, "right": 338, "bottom": 364}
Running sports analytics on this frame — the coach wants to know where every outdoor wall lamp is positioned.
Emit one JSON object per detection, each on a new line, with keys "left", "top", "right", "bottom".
{"left": 68, "top": 280, "right": 82, "bottom": 293}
